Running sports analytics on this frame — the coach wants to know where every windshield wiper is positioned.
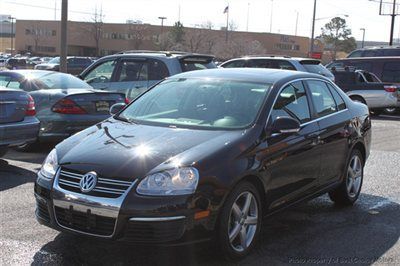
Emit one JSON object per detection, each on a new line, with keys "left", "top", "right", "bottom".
{"left": 114, "top": 115, "right": 134, "bottom": 123}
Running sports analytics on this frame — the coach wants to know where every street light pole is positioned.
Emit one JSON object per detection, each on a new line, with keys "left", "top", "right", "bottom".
{"left": 310, "top": 0, "right": 317, "bottom": 56}
{"left": 295, "top": 11, "right": 299, "bottom": 36}
{"left": 269, "top": 0, "right": 274, "bottom": 32}
{"left": 8, "top": 16, "right": 15, "bottom": 55}
{"left": 360, "top": 28, "right": 366, "bottom": 48}
{"left": 158, "top": 16, "right": 167, "bottom": 36}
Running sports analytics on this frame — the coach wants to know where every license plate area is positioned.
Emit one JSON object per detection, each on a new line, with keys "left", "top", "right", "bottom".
{"left": 95, "top": 101, "right": 110, "bottom": 112}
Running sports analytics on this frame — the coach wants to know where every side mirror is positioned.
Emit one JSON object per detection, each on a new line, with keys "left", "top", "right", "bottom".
{"left": 271, "top": 116, "right": 301, "bottom": 135}
{"left": 110, "top": 103, "right": 126, "bottom": 115}
{"left": 77, "top": 74, "right": 84, "bottom": 80}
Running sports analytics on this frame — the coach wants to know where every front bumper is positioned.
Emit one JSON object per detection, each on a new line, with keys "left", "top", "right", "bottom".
{"left": 34, "top": 170, "right": 216, "bottom": 245}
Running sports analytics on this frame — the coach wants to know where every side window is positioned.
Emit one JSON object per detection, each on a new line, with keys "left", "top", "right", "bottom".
{"left": 327, "top": 83, "right": 346, "bottom": 111}
{"left": 249, "top": 59, "right": 272, "bottom": 68}
{"left": 307, "top": 80, "right": 337, "bottom": 117}
{"left": 84, "top": 60, "right": 116, "bottom": 84}
{"left": 271, "top": 81, "right": 311, "bottom": 123}
{"left": 222, "top": 60, "right": 246, "bottom": 68}
{"left": 363, "top": 50, "right": 377, "bottom": 57}
{"left": 382, "top": 62, "right": 400, "bottom": 83}
{"left": 148, "top": 59, "right": 170, "bottom": 80}
{"left": 116, "top": 60, "right": 148, "bottom": 82}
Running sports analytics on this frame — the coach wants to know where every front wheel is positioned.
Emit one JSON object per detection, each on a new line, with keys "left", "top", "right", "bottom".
{"left": 329, "top": 149, "right": 364, "bottom": 206}
{"left": 217, "top": 182, "right": 262, "bottom": 260}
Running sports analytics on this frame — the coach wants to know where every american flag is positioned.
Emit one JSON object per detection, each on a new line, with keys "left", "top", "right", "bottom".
{"left": 223, "top": 5, "right": 229, "bottom": 14}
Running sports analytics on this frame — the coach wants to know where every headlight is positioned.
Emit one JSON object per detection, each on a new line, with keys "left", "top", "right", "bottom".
{"left": 136, "top": 167, "right": 199, "bottom": 196}
{"left": 39, "top": 148, "right": 58, "bottom": 179}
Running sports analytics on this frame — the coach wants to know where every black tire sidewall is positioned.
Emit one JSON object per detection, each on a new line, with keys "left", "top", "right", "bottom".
{"left": 217, "top": 181, "right": 262, "bottom": 260}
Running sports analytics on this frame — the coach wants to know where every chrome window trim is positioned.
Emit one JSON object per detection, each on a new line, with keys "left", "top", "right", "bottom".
{"left": 129, "top": 216, "right": 186, "bottom": 222}
{"left": 266, "top": 77, "right": 348, "bottom": 128}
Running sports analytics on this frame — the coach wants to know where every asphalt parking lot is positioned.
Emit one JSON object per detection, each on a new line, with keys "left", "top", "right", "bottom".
{"left": 1, "top": 116, "right": 399, "bottom": 265}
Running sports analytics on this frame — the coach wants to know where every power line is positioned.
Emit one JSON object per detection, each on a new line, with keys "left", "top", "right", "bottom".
{"left": 4, "top": 1, "right": 95, "bottom": 16}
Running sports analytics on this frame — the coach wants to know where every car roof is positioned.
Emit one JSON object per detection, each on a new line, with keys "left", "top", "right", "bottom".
{"left": 169, "top": 68, "right": 326, "bottom": 84}
{"left": 0, "top": 70, "right": 70, "bottom": 79}
{"left": 100, "top": 51, "right": 214, "bottom": 61}
{"left": 333, "top": 56, "right": 400, "bottom": 61}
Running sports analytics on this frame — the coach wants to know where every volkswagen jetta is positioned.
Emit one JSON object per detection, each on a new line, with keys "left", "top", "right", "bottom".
{"left": 35, "top": 68, "right": 371, "bottom": 260}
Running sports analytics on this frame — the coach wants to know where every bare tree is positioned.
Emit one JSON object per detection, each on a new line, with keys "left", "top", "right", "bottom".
{"left": 127, "top": 24, "right": 148, "bottom": 50}
{"left": 86, "top": 7, "right": 104, "bottom": 56}
{"left": 228, "top": 20, "right": 238, "bottom": 31}
{"left": 27, "top": 21, "right": 50, "bottom": 54}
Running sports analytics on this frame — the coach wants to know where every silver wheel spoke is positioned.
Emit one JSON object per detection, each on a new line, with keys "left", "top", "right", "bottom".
{"left": 229, "top": 223, "right": 241, "bottom": 242}
{"left": 232, "top": 203, "right": 242, "bottom": 219}
{"left": 353, "top": 177, "right": 361, "bottom": 192}
{"left": 242, "top": 193, "right": 252, "bottom": 215}
{"left": 240, "top": 227, "right": 247, "bottom": 249}
{"left": 347, "top": 176, "right": 354, "bottom": 192}
{"left": 347, "top": 155, "right": 363, "bottom": 196}
{"left": 244, "top": 216, "right": 257, "bottom": 225}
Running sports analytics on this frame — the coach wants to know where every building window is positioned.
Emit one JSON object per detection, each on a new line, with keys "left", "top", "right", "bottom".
{"left": 52, "top": 30, "right": 56, "bottom": 36}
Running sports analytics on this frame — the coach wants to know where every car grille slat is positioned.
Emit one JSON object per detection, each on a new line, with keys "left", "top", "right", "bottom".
{"left": 58, "top": 168, "right": 134, "bottom": 198}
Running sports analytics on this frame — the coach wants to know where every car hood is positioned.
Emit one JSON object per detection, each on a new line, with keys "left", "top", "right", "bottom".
{"left": 56, "top": 118, "right": 252, "bottom": 181}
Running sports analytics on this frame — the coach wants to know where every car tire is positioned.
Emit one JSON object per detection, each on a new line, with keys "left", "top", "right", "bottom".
{"left": 217, "top": 181, "right": 262, "bottom": 261}
{"left": 0, "top": 146, "right": 8, "bottom": 157}
{"left": 329, "top": 149, "right": 364, "bottom": 206}
{"left": 384, "top": 107, "right": 397, "bottom": 115}
{"left": 370, "top": 109, "right": 382, "bottom": 116}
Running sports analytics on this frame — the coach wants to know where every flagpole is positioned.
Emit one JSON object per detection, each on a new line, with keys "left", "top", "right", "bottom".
{"left": 225, "top": 4, "right": 229, "bottom": 42}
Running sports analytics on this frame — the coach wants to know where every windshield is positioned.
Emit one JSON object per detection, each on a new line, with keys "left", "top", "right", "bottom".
{"left": 118, "top": 78, "right": 271, "bottom": 129}
{"left": 48, "top": 57, "right": 60, "bottom": 64}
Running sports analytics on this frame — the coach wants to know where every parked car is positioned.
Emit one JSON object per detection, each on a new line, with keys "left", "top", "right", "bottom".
{"left": 0, "top": 70, "right": 127, "bottom": 150}
{"left": 220, "top": 56, "right": 335, "bottom": 81}
{"left": 5, "top": 58, "right": 27, "bottom": 70}
{"left": 347, "top": 46, "right": 400, "bottom": 58}
{"left": 35, "top": 56, "right": 93, "bottom": 75}
{"left": 331, "top": 68, "right": 400, "bottom": 115}
{"left": 78, "top": 51, "right": 217, "bottom": 100}
{"left": 35, "top": 68, "right": 371, "bottom": 260}
{"left": 0, "top": 87, "right": 39, "bottom": 157}
{"left": 326, "top": 57, "right": 400, "bottom": 84}
{"left": 0, "top": 58, "right": 6, "bottom": 68}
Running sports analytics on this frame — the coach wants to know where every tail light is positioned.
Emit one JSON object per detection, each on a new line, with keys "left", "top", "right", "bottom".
{"left": 384, "top": 85, "right": 397, "bottom": 93}
{"left": 52, "top": 98, "right": 87, "bottom": 114}
{"left": 25, "top": 95, "right": 36, "bottom": 116}
{"left": 125, "top": 97, "right": 130, "bottom": 104}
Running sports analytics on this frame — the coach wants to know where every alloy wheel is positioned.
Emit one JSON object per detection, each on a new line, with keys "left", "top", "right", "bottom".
{"left": 228, "top": 191, "right": 258, "bottom": 252}
{"left": 346, "top": 155, "right": 363, "bottom": 198}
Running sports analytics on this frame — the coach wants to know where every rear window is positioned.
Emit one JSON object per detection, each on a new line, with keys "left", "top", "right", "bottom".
{"left": 332, "top": 72, "right": 356, "bottom": 85}
{"left": 179, "top": 57, "right": 216, "bottom": 72}
{"left": 301, "top": 61, "right": 332, "bottom": 77}
{"left": 221, "top": 60, "right": 247, "bottom": 68}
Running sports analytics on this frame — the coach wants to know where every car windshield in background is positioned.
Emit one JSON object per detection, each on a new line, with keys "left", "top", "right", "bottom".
{"left": 119, "top": 78, "right": 271, "bottom": 129}
{"left": 48, "top": 57, "right": 60, "bottom": 64}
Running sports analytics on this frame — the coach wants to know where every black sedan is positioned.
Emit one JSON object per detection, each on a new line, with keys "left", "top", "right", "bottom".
{"left": 34, "top": 68, "right": 371, "bottom": 260}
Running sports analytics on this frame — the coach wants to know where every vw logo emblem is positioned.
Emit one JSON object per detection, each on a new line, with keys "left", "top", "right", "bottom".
{"left": 79, "top": 171, "right": 97, "bottom": 193}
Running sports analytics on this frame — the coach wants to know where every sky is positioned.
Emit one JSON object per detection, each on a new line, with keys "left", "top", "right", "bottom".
{"left": 1, "top": 0, "right": 400, "bottom": 42}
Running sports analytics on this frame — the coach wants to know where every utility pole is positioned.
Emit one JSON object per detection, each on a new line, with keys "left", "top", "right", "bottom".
{"left": 60, "top": 0, "right": 68, "bottom": 73}
{"left": 54, "top": 0, "right": 57, "bottom": 20}
{"left": 8, "top": 16, "right": 15, "bottom": 55}
{"left": 310, "top": 0, "right": 317, "bottom": 56}
{"left": 390, "top": 0, "right": 397, "bottom": 45}
{"left": 295, "top": 11, "right": 299, "bottom": 36}
{"left": 360, "top": 28, "right": 366, "bottom": 48}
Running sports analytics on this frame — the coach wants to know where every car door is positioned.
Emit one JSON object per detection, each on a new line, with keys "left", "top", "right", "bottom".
{"left": 305, "top": 80, "right": 351, "bottom": 186}
{"left": 262, "top": 80, "right": 322, "bottom": 210}
{"left": 82, "top": 59, "right": 118, "bottom": 91}
{"left": 109, "top": 58, "right": 149, "bottom": 100}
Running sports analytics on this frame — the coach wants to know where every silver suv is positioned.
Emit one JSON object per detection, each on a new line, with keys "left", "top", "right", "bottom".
{"left": 79, "top": 51, "right": 216, "bottom": 100}
{"left": 220, "top": 56, "right": 335, "bottom": 81}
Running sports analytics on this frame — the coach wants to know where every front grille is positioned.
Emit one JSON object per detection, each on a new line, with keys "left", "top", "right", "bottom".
{"left": 58, "top": 169, "right": 133, "bottom": 198}
{"left": 124, "top": 219, "right": 186, "bottom": 243}
{"left": 54, "top": 206, "right": 116, "bottom": 236}
{"left": 36, "top": 199, "right": 50, "bottom": 222}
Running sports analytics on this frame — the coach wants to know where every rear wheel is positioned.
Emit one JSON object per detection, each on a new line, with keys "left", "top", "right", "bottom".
{"left": 350, "top": 96, "right": 366, "bottom": 105}
{"left": 217, "top": 182, "right": 262, "bottom": 260}
{"left": 384, "top": 107, "right": 397, "bottom": 115}
{"left": 329, "top": 149, "right": 364, "bottom": 206}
